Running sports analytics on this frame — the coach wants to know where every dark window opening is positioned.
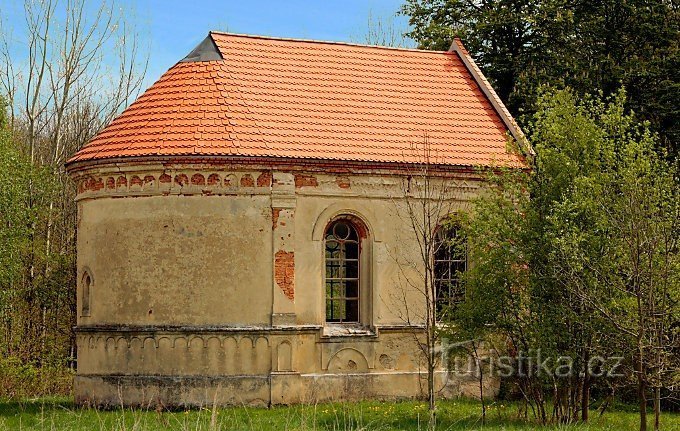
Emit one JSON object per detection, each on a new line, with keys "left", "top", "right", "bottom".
{"left": 325, "top": 220, "right": 360, "bottom": 323}
{"left": 82, "top": 272, "right": 91, "bottom": 316}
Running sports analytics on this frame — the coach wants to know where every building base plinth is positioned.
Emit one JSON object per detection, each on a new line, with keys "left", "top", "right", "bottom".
{"left": 75, "top": 371, "right": 497, "bottom": 407}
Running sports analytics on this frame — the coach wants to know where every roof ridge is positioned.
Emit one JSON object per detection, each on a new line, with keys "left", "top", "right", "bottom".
{"left": 208, "top": 31, "right": 447, "bottom": 55}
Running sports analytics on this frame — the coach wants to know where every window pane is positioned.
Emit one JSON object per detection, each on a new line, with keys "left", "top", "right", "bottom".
{"left": 434, "top": 260, "right": 448, "bottom": 281}
{"left": 326, "top": 261, "right": 343, "bottom": 279}
{"left": 345, "top": 241, "right": 358, "bottom": 259}
{"left": 326, "top": 299, "right": 334, "bottom": 320}
{"left": 345, "top": 260, "right": 358, "bottom": 278}
{"left": 333, "top": 222, "right": 350, "bottom": 240}
{"left": 325, "top": 240, "right": 340, "bottom": 258}
{"left": 327, "top": 280, "right": 344, "bottom": 298}
{"left": 345, "top": 280, "right": 359, "bottom": 298}
{"left": 333, "top": 299, "right": 345, "bottom": 320}
{"left": 346, "top": 300, "right": 359, "bottom": 322}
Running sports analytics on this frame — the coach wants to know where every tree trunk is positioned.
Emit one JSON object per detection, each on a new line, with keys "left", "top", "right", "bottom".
{"left": 581, "top": 370, "right": 590, "bottom": 422}
{"left": 654, "top": 387, "right": 660, "bottom": 431}
{"left": 427, "top": 326, "right": 436, "bottom": 431}
{"left": 637, "top": 353, "right": 647, "bottom": 431}
{"left": 428, "top": 359, "right": 436, "bottom": 431}
{"left": 478, "top": 356, "right": 486, "bottom": 425}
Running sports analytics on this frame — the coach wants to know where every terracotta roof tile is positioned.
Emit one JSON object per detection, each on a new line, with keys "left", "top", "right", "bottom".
{"left": 67, "top": 32, "right": 528, "bottom": 168}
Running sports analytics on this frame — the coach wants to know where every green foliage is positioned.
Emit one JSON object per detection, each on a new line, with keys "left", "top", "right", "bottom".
{"left": 0, "top": 98, "right": 75, "bottom": 367}
{"left": 451, "top": 88, "right": 679, "bottom": 425}
{"left": 0, "top": 99, "right": 31, "bottom": 287}
{"left": 400, "top": 0, "right": 680, "bottom": 158}
{"left": 0, "top": 357, "right": 73, "bottom": 400}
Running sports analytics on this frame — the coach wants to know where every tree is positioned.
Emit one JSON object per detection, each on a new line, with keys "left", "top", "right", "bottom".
{"left": 352, "top": 10, "right": 414, "bottom": 48}
{"left": 541, "top": 90, "right": 680, "bottom": 431}
{"left": 400, "top": 0, "right": 680, "bottom": 159}
{"left": 389, "top": 137, "right": 464, "bottom": 430}
{"left": 0, "top": 98, "right": 32, "bottom": 348}
{"left": 454, "top": 167, "right": 557, "bottom": 425}
{"left": 457, "top": 88, "right": 679, "bottom": 430}
{"left": 0, "top": 0, "right": 147, "bottom": 370}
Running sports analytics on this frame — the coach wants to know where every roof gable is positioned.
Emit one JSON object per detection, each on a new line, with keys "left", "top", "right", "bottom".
{"left": 67, "top": 32, "right": 529, "bottom": 168}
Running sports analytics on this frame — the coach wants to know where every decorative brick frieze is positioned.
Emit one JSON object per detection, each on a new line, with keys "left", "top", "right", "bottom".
{"left": 73, "top": 165, "right": 481, "bottom": 202}
{"left": 74, "top": 169, "right": 274, "bottom": 200}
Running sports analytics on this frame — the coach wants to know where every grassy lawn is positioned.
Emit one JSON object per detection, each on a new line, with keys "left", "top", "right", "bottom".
{"left": 0, "top": 397, "right": 678, "bottom": 431}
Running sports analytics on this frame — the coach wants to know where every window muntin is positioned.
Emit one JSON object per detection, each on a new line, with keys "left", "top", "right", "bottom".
{"left": 434, "top": 224, "right": 466, "bottom": 319}
{"left": 325, "top": 220, "right": 360, "bottom": 323}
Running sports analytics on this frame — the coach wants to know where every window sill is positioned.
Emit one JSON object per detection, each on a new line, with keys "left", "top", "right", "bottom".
{"left": 320, "top": 323, "right": 376, "bottom": 339}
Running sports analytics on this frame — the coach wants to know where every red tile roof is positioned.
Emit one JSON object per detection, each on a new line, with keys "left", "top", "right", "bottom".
{"left": 67, "top": 32, "right": 529, "bottom": 168}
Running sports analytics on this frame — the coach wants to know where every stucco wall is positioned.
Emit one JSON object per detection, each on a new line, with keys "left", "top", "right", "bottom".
{"left": 71, "top": 161, "right": 493, "bottom": 406}
{"left": 78, "top": 194, "right": 273, "bottom": 325}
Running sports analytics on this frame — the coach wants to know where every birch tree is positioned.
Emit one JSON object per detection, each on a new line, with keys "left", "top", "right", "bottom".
{"left": 0, "top": 0, "right": 147, "bottom": 368}
{"left": 389, "top": 136, "right": 466, "bottom": 431}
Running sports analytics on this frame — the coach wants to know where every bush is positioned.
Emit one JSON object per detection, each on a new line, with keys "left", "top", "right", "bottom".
{"left": 0, "top": 356, "right": 73, "bottom": 399}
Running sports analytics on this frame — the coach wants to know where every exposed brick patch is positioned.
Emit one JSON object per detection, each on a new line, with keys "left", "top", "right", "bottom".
{"left": 116, "top": 176, "right": 127, "bottom": 188}
{"left": 274, "top": 250, "right": 295, "bottom": 301}
{"left": 175, "top": 174, "right": 189, "bottom": 186}
{"left": 191, "top": 173, "right": 205, "bottom": 186}
{"left": 294, "top": 174, "right": 318, "bottom": 188}
{"left": 207, "top": 173, "right": 220, "bottom": 185}
{"left": 130, "top": 176, "right": 143, "bottom": 187}
{"left": 257, "top": 171, "right": 272, "bottom": 187}
{"left": 240, "top": 174, "right": 255, "bottom": 187}
{"left": 159, "top": 173, "right": 172, "bottom": 183}
{"left": 272, "top": 208, "right": 281, "bottom": 229}
{"left": 336, "top": 176, "right": 351, "bottom": 189}
{"left": 143, "top": 175, "right": 155, "bottom": 186}
{"left": 106, "top": 177, "right": 116, "bottom": 189}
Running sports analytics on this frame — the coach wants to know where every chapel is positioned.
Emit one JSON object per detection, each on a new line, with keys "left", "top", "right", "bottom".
{"left": 66, "top": 32, "right": 530, "bottom": 406}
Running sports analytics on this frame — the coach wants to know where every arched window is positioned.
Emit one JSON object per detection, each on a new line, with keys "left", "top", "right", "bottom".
{"left": 82, "top": 272, "right": 92, "bottom": 316}
{"left": 434, "top": 224, "right": 467, "bottom": 319}
{"left": 324, "top": 219, "right": 360, "bottom": 323}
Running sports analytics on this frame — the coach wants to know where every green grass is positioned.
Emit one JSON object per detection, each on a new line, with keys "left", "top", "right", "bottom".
{"left": 0, "top": 397, "right": 678, "bottom": 431}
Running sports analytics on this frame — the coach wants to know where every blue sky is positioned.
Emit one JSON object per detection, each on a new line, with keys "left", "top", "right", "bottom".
{"left": 2, "top": 0, "right": 413, "bottom": 90}
{"left": 140, "top": 0, "right": 413, "bottom": 85}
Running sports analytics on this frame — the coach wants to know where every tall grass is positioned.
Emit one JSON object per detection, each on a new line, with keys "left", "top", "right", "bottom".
{"left": 0, "top": 397, "right": 676, "bottom": 431}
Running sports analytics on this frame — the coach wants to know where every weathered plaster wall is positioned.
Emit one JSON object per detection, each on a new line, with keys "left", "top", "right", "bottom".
{"left": 71, "top": 161, "right": 492, "bottom": 406}
{"left": 78, "top": 194, "right": 272, "bottom": 325}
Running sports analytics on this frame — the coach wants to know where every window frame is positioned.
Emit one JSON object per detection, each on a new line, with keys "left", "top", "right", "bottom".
{"left": 324, "top": 218, "right": 361, "bottom": 323}
{"left": 433, "top": 223, "right": 467, "bottom": 320}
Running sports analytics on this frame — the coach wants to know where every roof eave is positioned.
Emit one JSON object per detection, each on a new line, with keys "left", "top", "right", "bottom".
{"left": 65, "top": 154, "right": 529, "bottom": 177}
